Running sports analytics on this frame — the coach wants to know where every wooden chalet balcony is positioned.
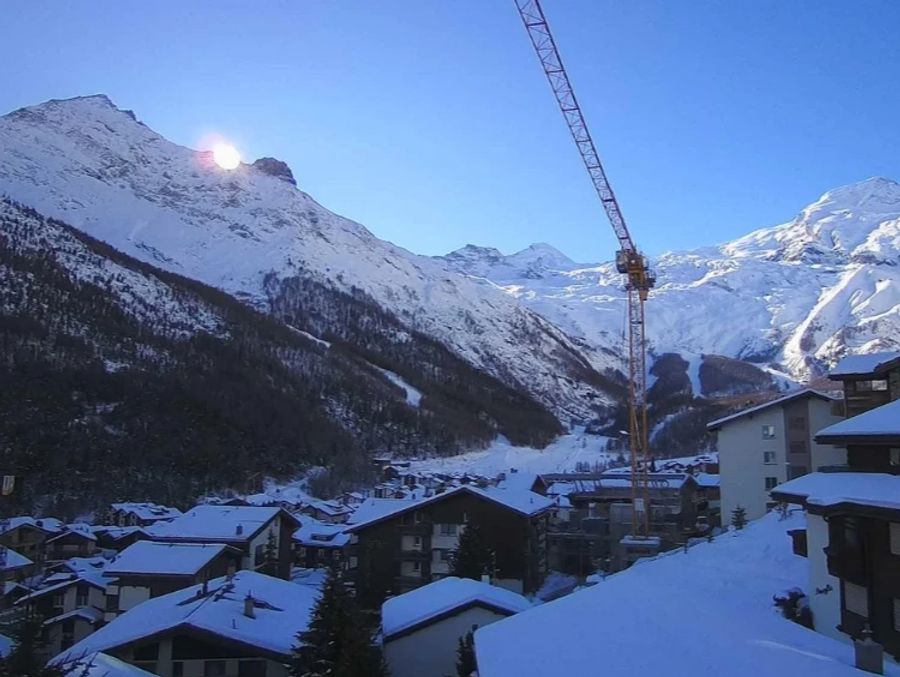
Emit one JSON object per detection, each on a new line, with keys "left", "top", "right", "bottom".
{"left": 824, "top": 545, "right": 866, "bottom": 584}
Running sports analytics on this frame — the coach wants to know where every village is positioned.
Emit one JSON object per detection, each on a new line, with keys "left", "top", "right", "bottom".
{"left": 0, "top": 351, "right": 897, "bottom": 676}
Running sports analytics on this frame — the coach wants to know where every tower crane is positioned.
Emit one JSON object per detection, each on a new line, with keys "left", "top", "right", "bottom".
{"left": 514, "top": 0, "right": 656, "bottom": 540}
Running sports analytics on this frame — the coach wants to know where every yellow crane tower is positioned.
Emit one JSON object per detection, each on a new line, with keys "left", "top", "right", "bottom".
{"left": 513, "top": 0, "right": 657, "bottom": 542}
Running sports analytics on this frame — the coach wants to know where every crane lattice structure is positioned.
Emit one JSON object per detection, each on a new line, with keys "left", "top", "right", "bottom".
{"left": 514, "top": 0, "right": 656, "bottom": 539}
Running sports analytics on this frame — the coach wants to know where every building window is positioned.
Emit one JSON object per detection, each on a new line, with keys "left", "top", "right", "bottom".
{"left": 856, "top": 379, "right": 888, "bottom": 392}
{"left": 890, "top": 523, "right": 900, "bottom": 556}
{"left": 762, "top": 425, "right": 776, "bottom": 440}
{"left": 204, "top": 660, "right": 227, "bottom": 677}
{"left": 894, "top": 599, "right": 900, "bottom": 632}
{"left": 891, "top": 449, "right": 900, "bottom": 467}
{"left": 764, "top": 477, "right": 778, "bottom": 491}
{"left": 763, "top": 451, "right": 776, "bottom": 465}
{"left": 844, "top": 582, "right": 868, "bottom": 617}
{"left": 439, "top": 523, "right": 458, "bottom": 536}
{"left": 76, "top": 586, "right": 89, "bottom": 607}
{"left": 238, "top": 660, "right": 267, "bottom": 677}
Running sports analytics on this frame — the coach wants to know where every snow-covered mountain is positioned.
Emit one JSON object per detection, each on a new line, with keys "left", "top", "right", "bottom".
{"left": 440, "top": 177, "right": 900, "bottom": 387}
{"left": 0, "top": 95, "right": 619, "bottom": 424}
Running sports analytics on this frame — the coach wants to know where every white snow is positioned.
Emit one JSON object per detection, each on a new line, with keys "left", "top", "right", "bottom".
{"left": 147, "top": 505, "right": 285, "bottom": 542}
{"left": 381, "top": 577, "right": 531, "bottom": 639}
{"left": 406, "top": 430, "right": 615, "bottom": 481}
{"left": 58, "top": 652, "right": 158, "bottom": 677}
{"left": 774, "top": 472, "right": 900, "bottom": 511}
{"left": 106, "top": 541, "right": 230, "bottom": 576}
{"left": 829, "top": 351, "right": 900, "bottom": 377}
{"left": 441, "top": 177, "right": 900, "bottom": 381}
{"left": 0, "top": 548, "right": 33, "bottom": 570}
{"left": 374, "top": 366, "right": 423, "bottom": 407}
{"left": 476, "top": 511, "right": 899, "bottom": 677}
{"left": 345, "top": 486, "right": 553, "bottom": 532}
{"left": 53, "top": 570, "right": 319, "bottom": 665}
{"left": 0, "top": 95, "right": 614, "bottom": 421}
{"left": 815, "top": 399, "right": 900, "bottom": 438}
{"left": 292, "top": 519, "right": 350, "bottom": 548}
{"left": 110, "top": 502, "right": 182, "bottom": 522}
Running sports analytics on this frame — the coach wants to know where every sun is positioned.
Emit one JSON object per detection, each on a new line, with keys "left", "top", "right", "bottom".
{"left": 212, "top": 143, "right": 241, "bottom": 170}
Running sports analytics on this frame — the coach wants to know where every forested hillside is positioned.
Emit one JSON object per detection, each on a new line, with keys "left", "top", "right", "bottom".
{"left": 0, "top": 200, "right": 561, "bottom": 516}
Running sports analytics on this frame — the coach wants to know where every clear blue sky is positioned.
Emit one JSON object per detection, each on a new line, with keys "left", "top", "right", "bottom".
{"left": 3, "top": 1, "right": 899, "bottom": 261}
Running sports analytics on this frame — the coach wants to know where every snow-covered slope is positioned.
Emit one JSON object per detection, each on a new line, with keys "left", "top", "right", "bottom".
{"left": 0, "top": 96, "right": 617, "bottom": 422}
{"left": 441, "top": 177, "right": 900, "bottom": 384}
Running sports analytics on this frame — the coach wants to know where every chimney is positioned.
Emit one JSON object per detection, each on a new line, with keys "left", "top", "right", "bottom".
{"left": 243, "top": 593, "right": 256, "bottom": 619}
{"left": 235, "top": 523, "right": 243, "bottom": 536}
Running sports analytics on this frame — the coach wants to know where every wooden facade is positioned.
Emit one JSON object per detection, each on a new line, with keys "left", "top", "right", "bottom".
{"left": 829, "top": 357, "right": 900, "bottom": 418}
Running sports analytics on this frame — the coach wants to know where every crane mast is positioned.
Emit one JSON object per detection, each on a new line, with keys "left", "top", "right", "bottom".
{"left": 514, "top": 0, "right": 656, "bottom": 540}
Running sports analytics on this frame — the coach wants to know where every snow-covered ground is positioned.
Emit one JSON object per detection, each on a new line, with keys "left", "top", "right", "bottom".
{"left": 406, "top": 430, "right": 615, "bottom": 481}
{"left": 476, "top": 510, "right": 900, "bottom": 676}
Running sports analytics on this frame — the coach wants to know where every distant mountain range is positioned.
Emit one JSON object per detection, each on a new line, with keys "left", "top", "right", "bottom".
{"left": 0, "top": 95, "right": 897, "bottom": 509}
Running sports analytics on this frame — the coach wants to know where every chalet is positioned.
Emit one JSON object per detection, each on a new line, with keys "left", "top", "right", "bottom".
{"left": 292, "top": 519, "right": 350, "bottom": 569}
{"left": 16, "top": 572, "right": 109, "bottom": 656}
{"left": 53, "top": 570, "right": 319, "bottom": 677}
{"left": 147, "top": 505, "right": 300, "bottom": 579}
{"left": 92, "top": 526, "right": 148, "bottom": 553}
{"left": 46, "top": 524, "right": 98, "bottom": 560}
{"left": 103, "top": 541, "right": 243, "bottom": 620}
{"left": 707, "top": 389, "right": 844, "bottom": 521}
{"left": 0, "top": 516, "right": 64, "bottom": 565}
{"left": 772, "top": 397, "right": 900, "bottom": 659}
{"left": 108, "top": 503, "right": 183, "bottom": 528}
{"left": 829, "top": 351, "right": 900, "bottom": 417}
{"left": 300, "top": 499, "right": 353, "bottom": 524}
{"left": 345, "top": 486, "right": 553, "bottom": 607}
{"left": 381, "top": 577, "right": 531, "bottom": 677}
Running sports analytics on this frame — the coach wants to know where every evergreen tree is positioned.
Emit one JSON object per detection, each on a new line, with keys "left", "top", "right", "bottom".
{"left": 455, "top": 629, "right": 477, "bottom": 677}
{"left": 289, "top": 564, "right": 386, "bottom": 677}
{"left": 0, "top": 609, "right": 62, "bottom": 677}
{"left": 731, "top": 505, "right": 748, "bottom": 530}
{"left": 450, "top": 522, "right": 494, "bottom": 581}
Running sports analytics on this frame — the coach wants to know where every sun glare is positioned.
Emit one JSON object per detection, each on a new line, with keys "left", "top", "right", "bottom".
{"left": 212, "top": 143, "right": 241, "bottom": 170}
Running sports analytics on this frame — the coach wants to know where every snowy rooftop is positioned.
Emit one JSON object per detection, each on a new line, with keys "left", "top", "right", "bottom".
{"left": 106, "top": 541, "right": 231, "bottom": 576}
{"left": 59, "top": 651, "right": 167, "bottom": 677}
{"left": 0, "top": 547, "right": 33, "bottom": 571}
{"left": 17, "top": 572, "right": 109, "bottom": 604}
{"left": 346, "top": 486, "right": 553, "bottom": 532}
{"left": 0, "top": 516, "right": 64, "bottom": 535}
{"left": 48, "top": 523, "right": 97, "bottom": 543}
{"left": 292, "top": 519, "right": 350, "bottom": 548}
{"left": 110, "top": 502, "right": 182, "bottom": 521}
{"left": 707, "top": 389, "right": 835, "bottom": 430}
{"left": 476, "top": 511, "right": 896, "bottom": 677}
{"left": 815, "top": 399, "right": 900, "bottom": 441}
{"left": 829, "top": 351, "right": 900, "bottom": 378}
{"left": 54, "top": 570, "right": 319, "bottom": 665}
{"left": 147, "top": 505, "right": 287, "bottom": 541}
{"left": 773, "top": 472, "right": 900, "bottom": 512}
{"left": 382, "top": 577, "right": 531, "bottom": 640}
